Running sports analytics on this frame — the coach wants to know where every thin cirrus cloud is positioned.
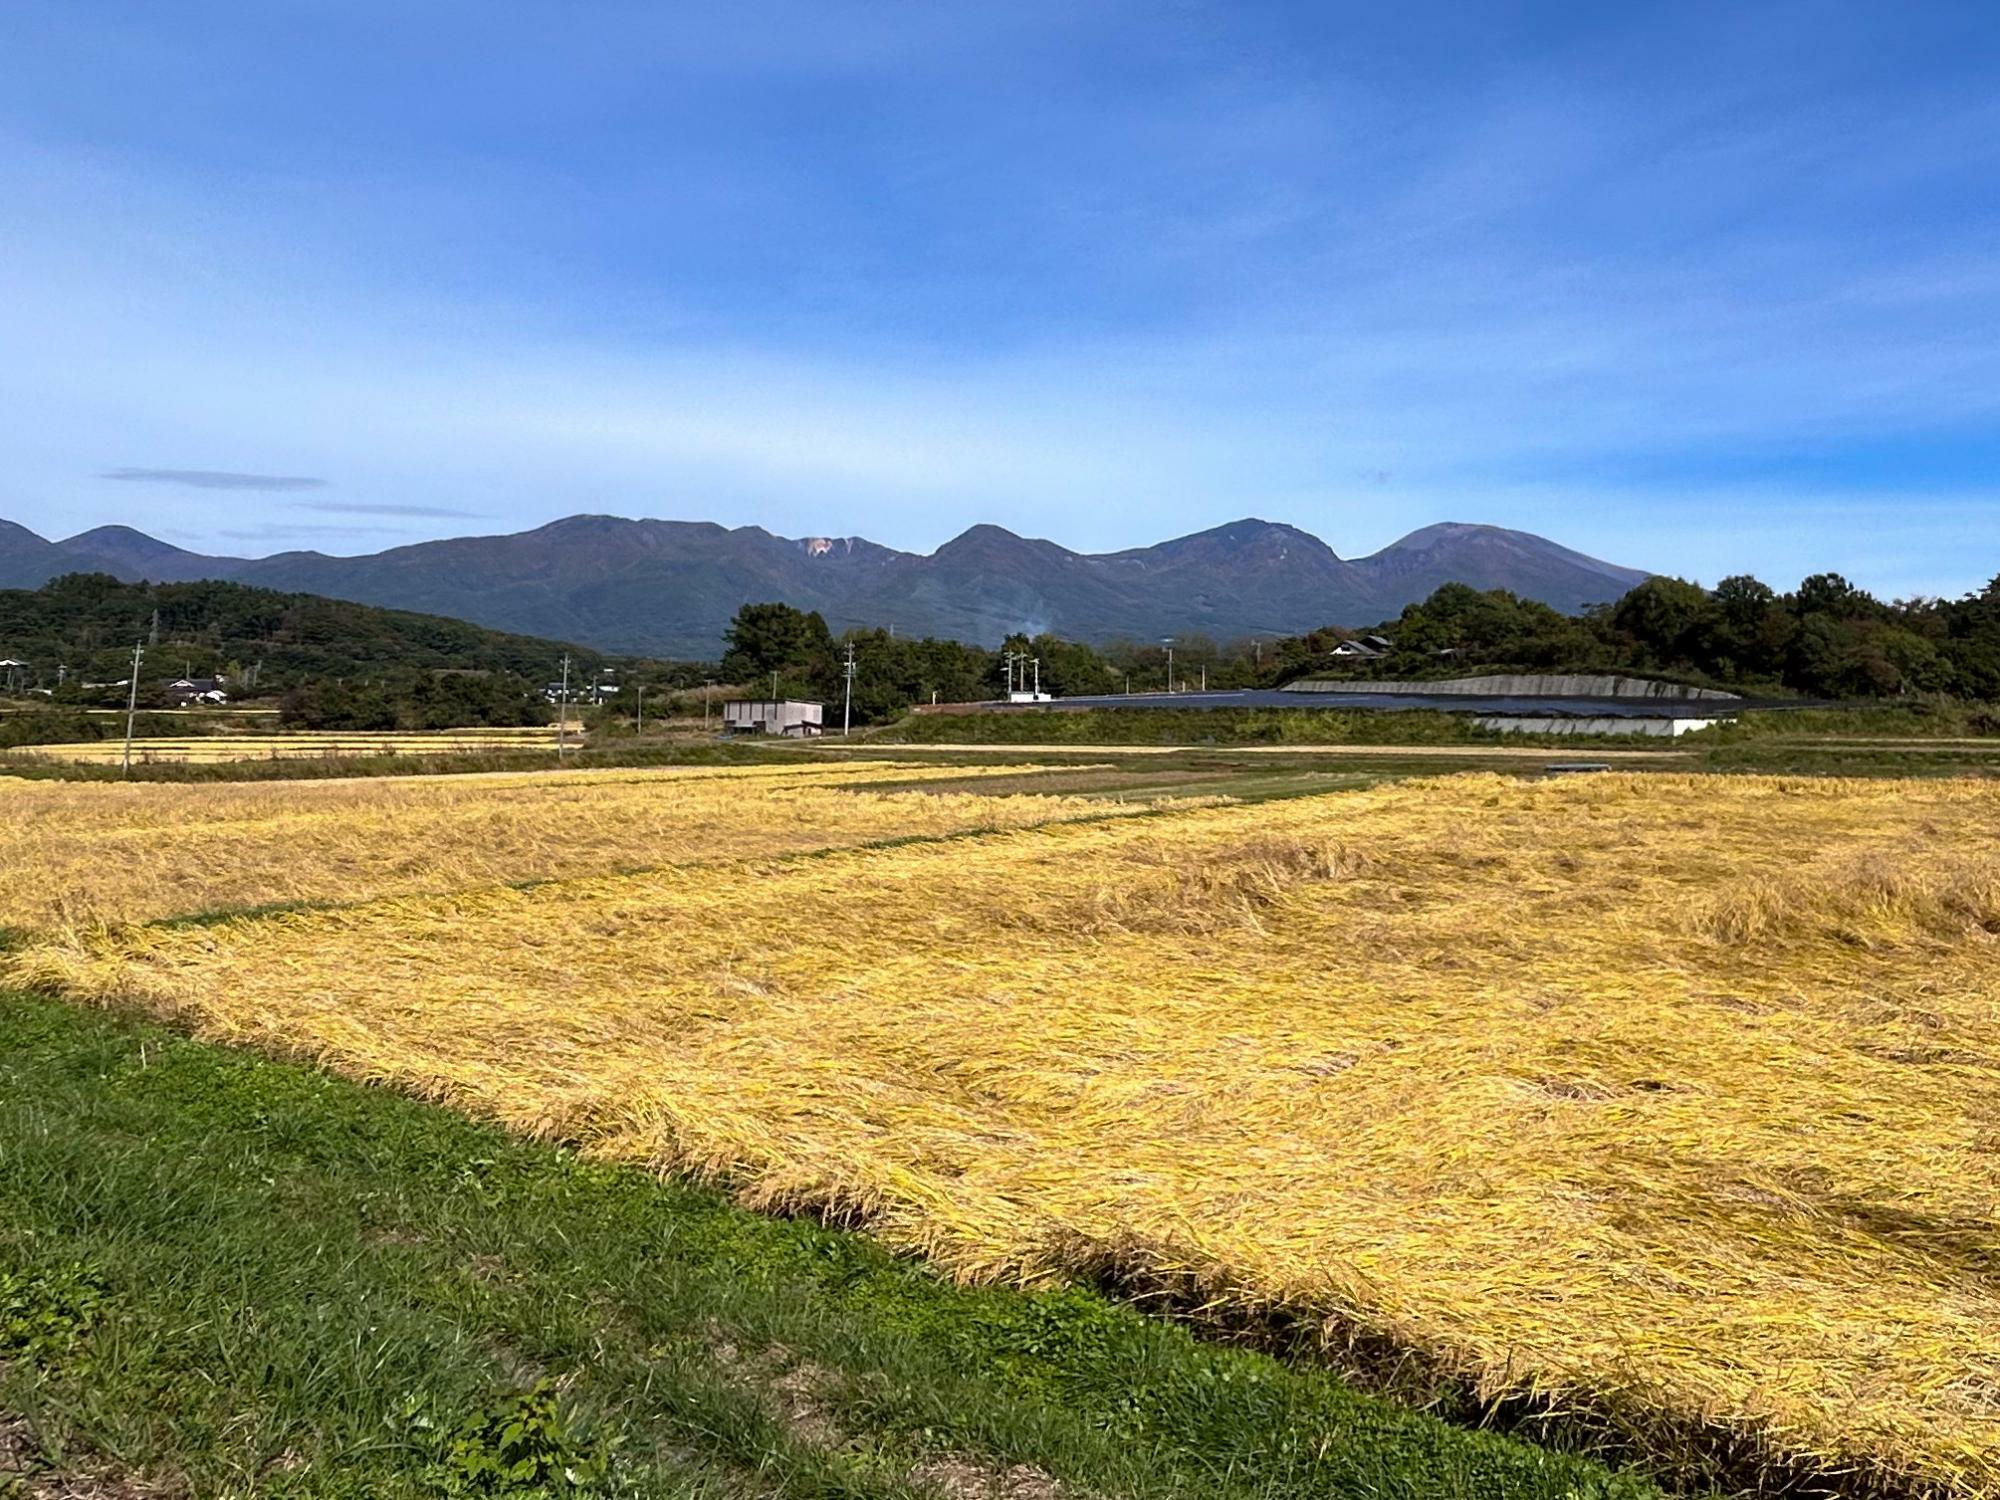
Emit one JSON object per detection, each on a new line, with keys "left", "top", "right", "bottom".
{"left": 294, "top": 501, "right": 490, "bottom": 519}
{"left": 216, "top": 523, "right": 403, "bottom": 544}
{"left": 101, "top": 468, "right": 327, "bottom": 491}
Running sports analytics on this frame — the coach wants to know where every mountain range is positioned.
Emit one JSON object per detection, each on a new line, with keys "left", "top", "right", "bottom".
{"left": 0, "top": 514, "right": 1649, "bottom": 657}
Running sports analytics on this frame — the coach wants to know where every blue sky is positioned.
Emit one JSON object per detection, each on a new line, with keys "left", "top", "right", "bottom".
{"left": 2, "top": 1, "right": 1996, "bottom": 596}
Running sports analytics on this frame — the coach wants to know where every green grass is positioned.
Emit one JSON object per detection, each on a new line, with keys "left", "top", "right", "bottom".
{"left": 1693, "top": 741, "right": 2000, "bottom": 778}
{"left": 874, "top": 707, "right": 1509, "bottom": 746}
{"left": 865, "top": 706, "right": 2000, "bottom": 783}
{"left": 0, "top": 991, "right": 1671, "bottom": 1500}
{"left": 0, "top": 708, "right": 208, "bottom": 750}
{"left": 860, "top": 765, "right": 1398, "bottom": 804}
{"left": 12, "top": 698, "right": 1998, "bottom": 789}
{"left": 1697, "top": 700, "right": 1999, "bottom": 740}
{"left": 841, "top": 762, "right": 1490, "bottom": 804}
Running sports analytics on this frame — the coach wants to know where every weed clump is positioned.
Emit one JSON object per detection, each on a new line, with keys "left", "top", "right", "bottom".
{"left": 431, "top": 1381, "right": 613, "bottom": 1497}
{"left": 0, "top": 1263, "right": 107, "bottom": 1362}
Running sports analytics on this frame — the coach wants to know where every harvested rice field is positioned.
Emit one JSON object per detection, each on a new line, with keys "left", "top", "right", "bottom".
{"left": 5, "top": 726, "right": 577, "bottom": 764}
{"left": 0, "top": 760, "right": 1153, "bottom": 929}
{"left": 12, "top": 770, "right": 2000, "bottom": 1494}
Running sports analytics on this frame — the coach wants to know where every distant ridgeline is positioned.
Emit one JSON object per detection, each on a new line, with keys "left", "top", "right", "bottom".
{"left": 7, "top": 516, "right": 2000, "bottom": 704}
{"left": 0, "top": 513, "right": 1653, "bottom": 657}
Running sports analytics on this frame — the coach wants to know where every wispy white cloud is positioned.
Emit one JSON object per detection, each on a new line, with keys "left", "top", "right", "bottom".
{"left": 103, "top": 468, "right": 326, "bottom": 491}
{"left": 294, "top": 501, "right": 486, "bottom": 519}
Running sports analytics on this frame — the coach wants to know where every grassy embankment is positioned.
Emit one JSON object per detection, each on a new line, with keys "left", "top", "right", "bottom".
{"left": 7, "top": 695, "right": 1997, "bottom": 786}
{"left": 1691, "top": 704, "right": 2000, "bottom": 777}
{"left": 0, "top": 708, "right": 216, "bottom": 749}
{"left": 877, "top": 703, "right": 2000, "bottom": 779}
{"left": 1707, "top": 702, "right": 2000, "bottom": 739}
{"left": 0, "top": 990, "right": 1660, "bottom": 1500}
{"left": 876, "top": 707, "right": 1514, "bottom": 747}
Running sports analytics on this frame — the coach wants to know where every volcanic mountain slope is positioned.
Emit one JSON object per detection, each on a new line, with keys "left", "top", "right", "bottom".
{"left": 839, "top": 519, "right": 1383, "bottom": 645}
{"left": 1361, "top": 522, "right": 1645, "bottom": 615}
{"left": 0, "top": 520, "right": 77, "bottom": 590}
{"left": 58, "top": 525, "right": 244, "bottom": 583}
{"left": 0, "top": 512, "right": 1648, "bottom": 655}
{"left": 0, "top": 521, "right": 244, "bottom": 589}
{"left": 238, "top": 517, "right": 908, "bottom": 649}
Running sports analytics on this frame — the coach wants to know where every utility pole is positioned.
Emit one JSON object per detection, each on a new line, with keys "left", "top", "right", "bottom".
{"left": 635, "top": 684, "right": 644, "bottom": 737}
{"left": 842, "top": 640, "right": 856, "bottom": 735}
{"left": 771, "top": 670, "right": 778, "bottom": 702}
{"left": 1032, "top": 657, "right": 1040, "bottom": 697}
{"left": 1200, "top": 664, "right": 1206, "bottom": 692}
{"left": 556, "top": 653, "right": 571, "bottom": 759}
{"left": 1162, "top": 638, "right": 1174, "bottom": 694}
{"left": 704, "top": 679, "right": 715, "bottom": 731}
{"left": 121, "top": 641, "right": 143, "bottom": 778}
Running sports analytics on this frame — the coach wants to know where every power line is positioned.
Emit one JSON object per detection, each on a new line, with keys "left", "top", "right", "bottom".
{"left": 555, "top": 653, "right": 571, "bottom": 759}
{"left": 842, "top": 640, "right": 857, "bottom": 736}
{"left": 121, "top": 641, "right": 143, "bottom": 778}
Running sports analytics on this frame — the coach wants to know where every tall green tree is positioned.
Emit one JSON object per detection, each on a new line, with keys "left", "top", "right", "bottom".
{"left": 719, "top": 602, "right": 833, "bottom": 687}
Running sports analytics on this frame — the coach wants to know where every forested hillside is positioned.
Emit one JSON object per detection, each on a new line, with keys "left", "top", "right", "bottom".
{"left": 0, "top": 573, "right": 617, "bottom": 684}
{"left": 1335, "top": 572, "right": 2000, "bottom": 700}
{"left": 0, "top": 573, "right": 629, "bottom": 728}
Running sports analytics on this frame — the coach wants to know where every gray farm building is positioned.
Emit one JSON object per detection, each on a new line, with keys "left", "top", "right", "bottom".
{"left": 721, "top": 699, "right": 825, "bottom": 737}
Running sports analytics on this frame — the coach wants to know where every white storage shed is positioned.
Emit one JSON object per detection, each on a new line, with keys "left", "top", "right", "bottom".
{"left": 721, "top": 699, "right": 825, "bottom": 737}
